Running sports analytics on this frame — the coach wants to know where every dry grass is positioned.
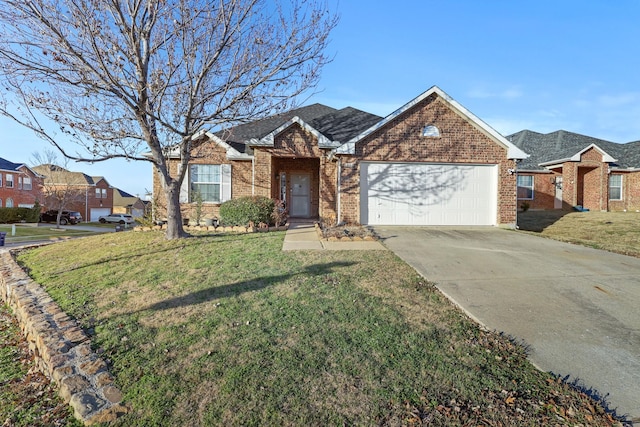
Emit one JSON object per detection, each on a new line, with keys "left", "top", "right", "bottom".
{"left": 8, "top": 231, "right": 629, "bottom": 426}
{"left": 518, "top": 210, "right": 640, "bottom": 257}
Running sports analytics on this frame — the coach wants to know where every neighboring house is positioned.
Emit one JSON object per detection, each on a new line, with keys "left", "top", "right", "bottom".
{"left": 113, "top": 188, "right": 146, "bottom": 218}
{"left": 156, "top": 86, "right": 528, "bottom": 227}
{"left": 32, "top": 164, "right": 113, "bottom": 221}
{"left": 0, "top": 157, "right": 43, "bottom": 208}
{"left": 508, "top": 130, "right": 640, "bottom": 212}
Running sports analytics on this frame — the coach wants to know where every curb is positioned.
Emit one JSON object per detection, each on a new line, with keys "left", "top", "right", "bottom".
{"left": 0, "top": 249, "right": 128, "bottom": 425}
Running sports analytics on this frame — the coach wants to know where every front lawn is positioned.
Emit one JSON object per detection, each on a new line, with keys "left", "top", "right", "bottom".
{"left": 518, "top": 211, "right": 640, "bottom": 257}
{"left": 12, "top": 231, "right": 622, "bottom": 426}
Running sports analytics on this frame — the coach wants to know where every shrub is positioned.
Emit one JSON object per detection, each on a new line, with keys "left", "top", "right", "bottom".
{"left": 0, "top": 205, "right": 41, "bottom": 223}
{"left": 520, "top": 201, "right": 530, "bottom": 212}
{"left": 219, "top": 196, "right": 275, "bottom": 226}
{"left": 272, "top": 199, "right": 288, "bottom": 226}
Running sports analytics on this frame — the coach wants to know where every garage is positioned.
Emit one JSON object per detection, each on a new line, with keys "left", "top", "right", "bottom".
{"left": 360, "top": 162, "right": 498, "bottom": 226}
{"left": 90, "top": 208, "right": 111, "bottom": 222}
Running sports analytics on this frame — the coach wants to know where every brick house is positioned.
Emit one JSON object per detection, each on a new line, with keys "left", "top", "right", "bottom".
{"left": 155, "top": 86, "right": 529, "bottom": 227}
{"left": 508, "top": 130, "right": 640, "bottom": 212}
{"left": 0, "top": 157, "right": 43, "bottom": 208}
{"left": 32, "top": 164, "right": 113, "bottom": 221}
{"left": 113, "top": 188, "right": 147, "bottom": 218}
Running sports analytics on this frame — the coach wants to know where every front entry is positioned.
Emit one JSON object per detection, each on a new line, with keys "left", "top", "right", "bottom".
{"left": 290, "top": 173, "right": 311, "bottom": 217}
{"left": 554, "top": 176, "right": 563, "bottom": 209}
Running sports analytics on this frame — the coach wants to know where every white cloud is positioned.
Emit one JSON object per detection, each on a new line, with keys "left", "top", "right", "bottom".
{"left": 467, "top": 86, "right": 524, "bottom": 100}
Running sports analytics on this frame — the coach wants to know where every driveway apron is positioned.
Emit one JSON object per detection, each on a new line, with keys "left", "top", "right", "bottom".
{"left": 375, "top": 226, "right": 640, "bottom": 420}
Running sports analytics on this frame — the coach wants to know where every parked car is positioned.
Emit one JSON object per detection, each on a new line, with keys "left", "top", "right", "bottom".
{"left": 40, "top": 210, "right": 83, "bottom": 225}
{"left": 98, "top": 213, "right": 136, "bottom": 225}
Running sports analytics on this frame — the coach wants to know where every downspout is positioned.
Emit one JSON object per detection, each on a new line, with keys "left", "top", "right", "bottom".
{"left": 85, "top": 187, "right": 88, "bottom": 223}
{"left": 336, "top": 157, "right": 341, "bottom": 225}
{"left": 251, "top": 155, "right": 255, "bottom": 196}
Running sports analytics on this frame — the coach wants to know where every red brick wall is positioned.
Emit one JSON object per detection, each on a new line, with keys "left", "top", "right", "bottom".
{"left": 519, "top": 172, "right": 560, "bottom": 210}
{"left": 157, "top": 139, "right": 252, "bottom": 220}
{"left": 0, "top": 167, "right": 43, "bottom": 208}
{"left": 339, "top": 94, "right": 517, "bottom": 225}
{"left": 609, "top": 171, "right": 640, "bottom": 212}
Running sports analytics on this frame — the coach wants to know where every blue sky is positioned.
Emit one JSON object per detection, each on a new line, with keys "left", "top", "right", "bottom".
{"left": 3, "top": 0, "right": 640, "bottom": 198}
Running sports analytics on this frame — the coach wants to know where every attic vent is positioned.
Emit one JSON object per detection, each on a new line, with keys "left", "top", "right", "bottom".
{"left": 422, "top": 125, "right": 440, "bottom": 137}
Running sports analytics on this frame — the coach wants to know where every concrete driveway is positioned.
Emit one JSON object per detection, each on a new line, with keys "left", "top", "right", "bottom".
{"left": 375, "top": 226, "right": 640, "bottom": 421}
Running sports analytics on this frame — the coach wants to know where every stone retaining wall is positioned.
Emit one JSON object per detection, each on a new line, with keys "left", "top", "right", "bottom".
{"left": 0, "top": 249, "right": 128, "bottom": 425}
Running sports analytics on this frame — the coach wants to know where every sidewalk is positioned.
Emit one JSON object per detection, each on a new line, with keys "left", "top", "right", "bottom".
{"left": 282, "top": 222, "right": 386, "bottom": 251}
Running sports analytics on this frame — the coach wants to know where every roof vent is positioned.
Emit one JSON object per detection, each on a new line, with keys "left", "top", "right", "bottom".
{"left": 422, "top": 125, "right": 440, "bottom": 137}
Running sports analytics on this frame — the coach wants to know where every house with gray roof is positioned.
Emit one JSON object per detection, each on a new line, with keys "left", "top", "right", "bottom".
{"left": 508, "top": 130, "right": 640, "bottom": 212}
{"left": 157, "top": 86, "right": 529, "bottom": 227}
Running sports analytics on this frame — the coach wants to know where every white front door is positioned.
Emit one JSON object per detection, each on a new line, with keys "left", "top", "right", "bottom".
{"left": 554, "top": 176, "right": 563, "bottom": 209}
{"left": 290, "top": 173, "right": 311, "bottom": 217}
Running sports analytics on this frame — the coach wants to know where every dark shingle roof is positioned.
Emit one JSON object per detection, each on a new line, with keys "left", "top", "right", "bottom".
{"left": 507, "top": 130, "right": 640, "bottom": 170}
{"left": 215, "top": 104, "right": 338, "bottom": 152}
{"left": 213, "top": 104, "right": 382, "bottom": 152}
{"left": 0, "top": 157, "right": 24, "bottom": 172}
{"left": 308, "top": 107, "right": 383, "bottom": 143}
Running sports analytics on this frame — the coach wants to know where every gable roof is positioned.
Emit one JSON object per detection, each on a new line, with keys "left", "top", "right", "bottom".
{"left": 32, "top": 164, "right": 111, "bottom": 186}
{"left": 0, "top": 157, "right": 24, "bottom": 172}
{"left": 249, "top": 107, "right": 382, "bottom": 148}
{"left": 215, "top": 104, "right": 338, "bottom": 153}
{"left": 507, "top": 130, "right": 640, "bottom": 170}
{"left": 334, "top": 85, "right": 529, "bottom": 159}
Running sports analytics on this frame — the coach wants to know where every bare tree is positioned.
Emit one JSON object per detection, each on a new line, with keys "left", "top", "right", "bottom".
{"left": 32, "top": 150, "right": 87, "bottom": 228}
{"left": 0, "top": 0, "right": 337, "bottom": 239}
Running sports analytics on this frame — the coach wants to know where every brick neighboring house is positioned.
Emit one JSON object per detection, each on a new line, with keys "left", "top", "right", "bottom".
{"left": 0, "top": 157, "right": 43, "bottom": 208}
{"left": 113, "top": 188, "right": 146, "bottom": 218}
{"left": 154, "top": 86, "right": 529, "bottom": 227}
{"left": 32, "top": 164, "right": 113, "bottom": 221}
{"left": 508, "top": 130, "right": 640, "bottom": 212}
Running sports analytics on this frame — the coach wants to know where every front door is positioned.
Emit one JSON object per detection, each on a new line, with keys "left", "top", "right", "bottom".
{"left": 290, "top": 173, "right": 311, "bottom": 217}
{"left": 554, "top": 176, "right": 563, "bottom": 209}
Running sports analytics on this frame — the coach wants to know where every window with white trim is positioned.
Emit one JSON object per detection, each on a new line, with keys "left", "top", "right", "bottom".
{"left": 23, "top": 177, "right": 32, "bottom": 190}
{"left": 96, "top": 188, "right": 102, "bottom": 198}
{"left": 189, "top": 164, "right": 232, "bottom": 203}
{"left": 517, "top": 175, "right": 534, "bottom": 200}
{"left": 6, "top": 198, "right": 13, "bottom": 207}
{"left": 191, "top": 164, "right": 221, "bottom": 202}
{"left": 0, "top": 199, "right": 2, "bottom": 207}
{"left": 609, "top": 174, "right": 622, "bottom": 200}
{"left": 5, "top": 174, "right": 13, "bottom": 188}
{"left": 102, "top": 188, "right": 107, "bottom": 198}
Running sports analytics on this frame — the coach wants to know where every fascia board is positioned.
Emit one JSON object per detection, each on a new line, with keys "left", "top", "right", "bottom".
{"left": 339, "top": 85, "right": 529, "bottom": 160}
{"left": 569, "top": 143, "right": 617, "bottom": 163}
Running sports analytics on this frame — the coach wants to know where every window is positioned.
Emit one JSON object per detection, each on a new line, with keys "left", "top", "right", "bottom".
{"left": 0, "top": 199, "right": 2, "bottom": 207}
{"left": 188, "top": 164, "right": 231, "bottom": 203}
{"left": 5, "top": 174, "right": 13, "bottom": 188}
{"left": 190, "top": 164, "right": 222, "bottom": 202}
{"left": 102, "top": 188, "right": 107, "bottom": 198}
{"left": 6, "top": 198, "right": 13, "bottom": 207}
{"left": 609, "top": 175, "right": 622, "bottom": 200}
{"left": 96, "top": 188, "right": 102, "bottom": 198}
{"left": 23, "top": 177, "right": 32, "bottom": 190}
{"left": 18, "top": 176, "right": 22, "bottom": 189}
{"left": 517, "top": 175, "right": 534, "bottom": 200}
{"left": 0, "top": 174, "right": 2, "bottom": 187}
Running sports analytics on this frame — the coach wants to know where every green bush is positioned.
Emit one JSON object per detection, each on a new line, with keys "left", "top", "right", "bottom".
{"left": 0, "top": 203, "right": 41, "bottom": 223}
{"left": 219, "top": 196, "right": 275, "bottom": 226}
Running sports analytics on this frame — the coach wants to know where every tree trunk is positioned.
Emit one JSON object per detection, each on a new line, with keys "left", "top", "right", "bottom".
{"left": 164, "top": 184, "right": 188, "bottom": 239}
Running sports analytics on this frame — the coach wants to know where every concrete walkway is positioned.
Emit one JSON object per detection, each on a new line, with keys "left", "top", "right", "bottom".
{"left": 282, "top": 222, "right": 386, "bottom": 251}
{"left": 375, "top": 226, "right": 640, "bottom": 422}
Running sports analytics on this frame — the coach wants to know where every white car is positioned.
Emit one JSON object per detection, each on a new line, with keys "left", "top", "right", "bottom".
{"left": 98, "top": 213, "right": 136, "bottom": 224}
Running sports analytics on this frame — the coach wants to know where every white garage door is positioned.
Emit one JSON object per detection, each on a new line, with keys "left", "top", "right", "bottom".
{"left": 90, "top": 208, "right": 111, "bottom": 222}
{"left": 360, "top": 162, "right": 498, "bottom": 226}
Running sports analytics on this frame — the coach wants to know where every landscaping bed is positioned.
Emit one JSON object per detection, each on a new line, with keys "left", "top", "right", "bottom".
{"left": 316, "top": 222, "right": 378, "bottom": 241}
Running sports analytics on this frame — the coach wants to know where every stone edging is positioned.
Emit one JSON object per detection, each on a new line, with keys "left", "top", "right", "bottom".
{"left": 313, "top": 223, "right": 378, "bottom": 242}
{"left": 0, "top": 249, "right": 128, "bottom": 425}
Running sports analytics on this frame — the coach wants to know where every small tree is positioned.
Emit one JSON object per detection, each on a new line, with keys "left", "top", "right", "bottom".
{"left": 0, "top": 0, "right": 337, "bottom": 239}
{"left": 32, "top": 150, "right": 86, "bottom": 228}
